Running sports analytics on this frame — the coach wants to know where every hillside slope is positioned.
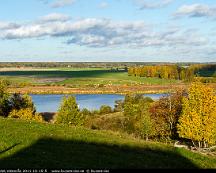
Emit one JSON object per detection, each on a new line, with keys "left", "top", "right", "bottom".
{"left": 0, "top": 117, "right": 215, "bottom": 169}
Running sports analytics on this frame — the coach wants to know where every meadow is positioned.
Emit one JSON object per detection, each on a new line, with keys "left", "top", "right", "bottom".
{"left": 0, "top": 68, "right": 179, "bottom": 86}
{"left": 0, "top": 117, "right": 215, "bottom": 169}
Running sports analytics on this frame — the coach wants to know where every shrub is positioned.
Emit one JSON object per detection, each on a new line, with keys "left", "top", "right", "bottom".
{"left": 114, "top": 100, "right": 124, "bottom": 112}
{"left": 81, "top": 108, "right": 92, "bottom": 116}
{"left": 8, "top": 108, "right": 43, "bottom": 122}
{"left": 99, "top": 105, "right": 112, "bottom": 115}
{"left": 84, "top": 112, "right": 126, "bottom": 131}
{"left": 91, "top": 110, "right": 100, "bottom": 115}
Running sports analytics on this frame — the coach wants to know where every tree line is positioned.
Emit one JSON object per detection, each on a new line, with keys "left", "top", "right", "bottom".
{"left": 128, "top": 64, "right": 216, "bottom": 81}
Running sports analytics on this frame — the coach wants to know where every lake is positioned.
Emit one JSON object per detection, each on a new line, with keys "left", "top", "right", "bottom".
{"left": 31, "top": 94, "right": 167, "bottom": 113}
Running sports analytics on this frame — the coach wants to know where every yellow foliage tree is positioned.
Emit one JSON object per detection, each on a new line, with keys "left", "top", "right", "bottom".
{"left": 177, "top": 82, "right": 216, "bottom": 148}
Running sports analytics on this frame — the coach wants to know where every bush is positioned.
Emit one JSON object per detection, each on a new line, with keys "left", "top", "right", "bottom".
{"left": 84, "top": 112, "right": 126, "bottom": 131}
{"left": 81, "top": 108, "right": 92, "bottom": 116}
{"left": 55, "top": 96, "right": 85, "bottom": 126}
{"left": 114, "top": 100, "right": 124, "bottom": 112}
{"left": 99, "top": 105, "right": 112, "bottom": 115}
{"left": 8, "top": 108, "right": 43, "bottom": 122}
{"left": 10, "top": 93, "right": 36, "bottom": 113}
{"left": 91, "top": 110, "right": 100, "bottom": 115}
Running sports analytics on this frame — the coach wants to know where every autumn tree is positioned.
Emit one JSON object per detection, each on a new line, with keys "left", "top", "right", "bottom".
{"left": 150, "top": 90, "right": 185, "bottom": 139}
{"left": 128, "top": 67, "right": 135, "bottom": 76}
{"left": 177, "top": 82, "right": 216, "bottom": 148}
{"left": 8, "top": 93, "right": 43, "bottom": 122}
{"left": 128, "top": 65, "right": 182, "bottom": 80}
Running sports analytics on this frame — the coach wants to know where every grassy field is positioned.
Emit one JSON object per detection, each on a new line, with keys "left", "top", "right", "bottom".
{"left": 0, "top": 68, "right": 180, "bottom": 86}
{"left": 0, "top": 117, "right": 215, "bottom": 169}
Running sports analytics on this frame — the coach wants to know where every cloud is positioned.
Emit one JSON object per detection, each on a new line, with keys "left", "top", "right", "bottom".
{"left": 134, "top": 0, "right": 174, "bottom": 10}
{"left": 174, "top": 4, "right": 216, "bottom": 19}
{"left": 0, "top": 15, "right": 208, "bottom": 49}
{"left": 39, "top": 13, "right": 71, "bottom": 22}
{"left": 50, "top": 0, "right": 76, "bottom": 8}
{"left": 0, "top": 22, "right": 20, "bottom": 30}
{"left": 98, "top": 2, "right": 109, "bottom": 9}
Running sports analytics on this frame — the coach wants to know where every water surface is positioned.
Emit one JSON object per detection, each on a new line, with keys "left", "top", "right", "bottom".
{"left": 31, "top": 94, "right": 166, "bottom": 112}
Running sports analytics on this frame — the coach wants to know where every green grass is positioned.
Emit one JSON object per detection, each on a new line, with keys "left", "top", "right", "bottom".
{"left": 0, "top": 117, "right": 215, "bottom": 169}
{"left": 0, "top": 76, "right": 35, "bottom": 84}
{"left": 0, "top": 69, "right": 179, "bottom": 86}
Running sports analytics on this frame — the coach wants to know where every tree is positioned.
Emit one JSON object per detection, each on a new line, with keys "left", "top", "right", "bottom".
{"left": 128, "top": 65, "right": 185, "bottom": 80}
{"left": 177, "top": 82, "right": 216, "bottom": 148}
{"left": 10, "top": 93, "right": 36, "bottom": 113}
{"left": 136, "top": 98, "right": 154, "bottom": 140}
{"left": 0, "top": 80, "right": 11, "bottom": 117}
{"left": 150, "top": 90, "right": 184, "bottom": 139}
{"left": 8, "top": 93, "right": 42, "bottom": 122}
{"left": 123, "top": 94, "right": 154, "bottom": 138}
{"left": 123, "top": 94, "right": 140, "bottom": 118}
{"left": 55, "top": 96, "right": 84, "bottom": 126}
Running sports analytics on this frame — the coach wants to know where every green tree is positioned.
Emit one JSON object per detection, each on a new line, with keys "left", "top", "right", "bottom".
{"left": 177, "top": 82, "right": 216, "bottom": 148}
{"left": 0, "top": 80, "right": 11, "bottom": 117}
{"left": 123, "top": 94, "right": 154, "bottom": 137}
{"left": 136, "top": 98, "right": 154, "bottom": 140}
{"left": 56, "top": 96, "right": 84, "bottom": 126}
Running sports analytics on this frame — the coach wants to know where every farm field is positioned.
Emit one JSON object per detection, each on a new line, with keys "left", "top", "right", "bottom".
{"left": 0, "top": 68, "right": 183, "bottom": 94}
{"left": 0, "top": 68, "right": 179, "bottom": 85}
{"left": 1, "top": 67, "right": 215, "bottom": 94}
{"left": 0, "top": 117, "right": 215, "bottom": 169}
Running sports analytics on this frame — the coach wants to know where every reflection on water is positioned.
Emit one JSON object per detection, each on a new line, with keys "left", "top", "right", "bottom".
{"left": 31, "top": 94, "right": 167, "bottom": 113}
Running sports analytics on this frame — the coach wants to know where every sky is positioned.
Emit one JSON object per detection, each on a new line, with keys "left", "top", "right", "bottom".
{"left": 0, "top": 0, "right": 216, "bottom": 62}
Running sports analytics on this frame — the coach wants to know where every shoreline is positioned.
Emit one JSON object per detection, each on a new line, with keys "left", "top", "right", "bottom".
{"left": 8, "top": 90, "right": 169, "bottom": 95}
{"left": 7, "top": 84, "right": 187, "bottom": 95}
